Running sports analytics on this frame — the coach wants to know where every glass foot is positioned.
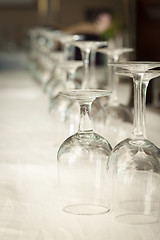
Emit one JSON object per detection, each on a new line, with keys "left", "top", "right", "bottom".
{"left": 115, "top": 200, "right": 160, "bottom": 225}
{"left": 63, "top": 204, "right": 110, "bottom": 215}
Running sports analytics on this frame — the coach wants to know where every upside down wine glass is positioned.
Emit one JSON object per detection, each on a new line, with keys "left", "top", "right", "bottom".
{"left": 97, "top": 48, "right": 134, "bottom": 147}
{"left": 28, "top": 27, "right": 47, "bottom": 82}
{"left": 66, "top": 40, "right": 107, "bottom": 135}
{"left": 108, "top": 62, "right": 160, "bottom": 225}
{"left": 43, "top": 51, "right": 64, "bottom": 96}
{"left": 32, "top": 28, "right": 59, "bottom": 85}
{"left": 44, "top": 33, "right": 83, "bottom": 96}
{"left": 71, "top": 41, "right": 107, "bottom": 89}
{"left": 49, "top": 60, "right": 83, "bottom": 145}
{"left": 49, "top": 60, "right": 83, "bottom": 121}
{"left": 116, "top": 69, "right": 160, "bottom": 138}
{"left": 57, "top": 89, "right": 112, "bottom": 215}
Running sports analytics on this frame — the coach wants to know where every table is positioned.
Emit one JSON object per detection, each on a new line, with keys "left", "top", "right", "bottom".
{"left": 0, "top": 53, "right": 160, "bottom": 239}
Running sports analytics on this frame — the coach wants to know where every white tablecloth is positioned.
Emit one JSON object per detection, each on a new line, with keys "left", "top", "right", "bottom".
{"left": 0, "top": 58, "right": 160, "bottom": 239}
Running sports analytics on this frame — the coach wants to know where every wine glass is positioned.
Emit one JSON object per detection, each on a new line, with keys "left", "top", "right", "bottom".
{"left": 50, "top": 40, "right": 107, "bottom": 138}
{"left": 30, "top": 28, "right": 55, "bottom": 84}
{"left": 28, "top": 27, "right": 47, "bottom": 82}
{"left": 49, "top": 60, "right": 83, "bottom": 138}
{"left": 36, "top": 30, "right": 66, "bottom": 89}
{"left": 97, "top": 48, "right": 134, "bottom": 147}
{"left": 44, "top": 34, "right": 83, "bottom": 97}
{"left": 107, "top": 61, "right": 160, "bottom": 225}
{"left": 48, "top": 58, "right": 80, "bottom": 97}
{"left": 43, "top": 51, "right": 65, "bottom": 95}
{"left": 57, "top": 89, "right": 112, "bottom": 215}
{"left": 38, "top": 29, "right": 63, "bottom": 88}
{"left": 71, "top": 40, "right": 107, "bottom": 89}
{"left": 65, "top": 40, "right": 107, "bottom": 135}
{"left": 116, "top": 69, "right": 160, "bottom": 139}
{"left": 98, "top": 47, "right": 133, "bottom": 101}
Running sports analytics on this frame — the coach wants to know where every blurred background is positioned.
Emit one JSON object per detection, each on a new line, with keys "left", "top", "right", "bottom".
{"left": 0, "top": 0, "right": 160, "bottom": 106}
{"left": 0, "top": 0, "right": 135, "bottom": 49}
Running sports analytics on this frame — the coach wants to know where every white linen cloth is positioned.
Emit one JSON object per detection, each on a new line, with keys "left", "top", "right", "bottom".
{"left": 0, "top": 58, "right": 160, "bottom": 239}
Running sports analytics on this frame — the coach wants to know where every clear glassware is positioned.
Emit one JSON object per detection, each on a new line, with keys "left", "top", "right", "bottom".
{"left": 89, "top": 51, "right": 97, "bottom": 88}
{"left": 49, "top": 60, "right": 83, "bottom": 140}
{"left": 31, "top": 28, "right": 55, "bottom": 84}
{"left": 37, "top": 30, "right": 63, "bottom": 87}
{"left": 66, "top": 40, "right": 107, "bottom": 135}
{"left": 43, "top": 51, "right": 65, "bottom": 95}
{"left": 71, "top": 40, "right": 107, "bottom": 89}
{"left": 50, "top": 59, "right": 83, "bottom": 99}
{"left": 107, "top": 61, "right": 160, "bottom": 225}
{"left": 116, "top": 69, "right": 160, "bottom": 137}
{"left": 97, "top": 48, "right": 134, "bottom": 147}
{"left": 28, "top": 27, "right": 46, "bottom": 82}
{"left": 57, "top": 34, "right": 83, "bottom": 59}
{"left": 57, "top": 89, "right": 112, "bottom": 215}
{"left": 44, "top": 34, "right": 83, "bottom": 98}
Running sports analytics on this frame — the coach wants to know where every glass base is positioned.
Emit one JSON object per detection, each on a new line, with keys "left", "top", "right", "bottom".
{"left": 115, "top": 213, "right": 158, "bottom": 225}
{"left": 115, "top": 200, "right": 160, "bottom": 225}
{"left": 63, "top": 204, "right": 110, "bottom": 215}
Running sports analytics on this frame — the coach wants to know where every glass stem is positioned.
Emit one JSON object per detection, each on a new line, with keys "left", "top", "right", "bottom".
{"left": 142, "top": 81, "right": 149, "bottom": 138}
{"left": 90, "top": 51, "right": 96, "bottom": 87}
{"left": 132, "top": 74, "right": 144, "bottom": 139}
{"left": 108, "top": 56, "right": 119, "bottom": 106}
{"left": 78, "top": 101, "right": 93, "bottom": 133}
{"left": 81, "top": 50, "right": 90, "bottom": 89}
